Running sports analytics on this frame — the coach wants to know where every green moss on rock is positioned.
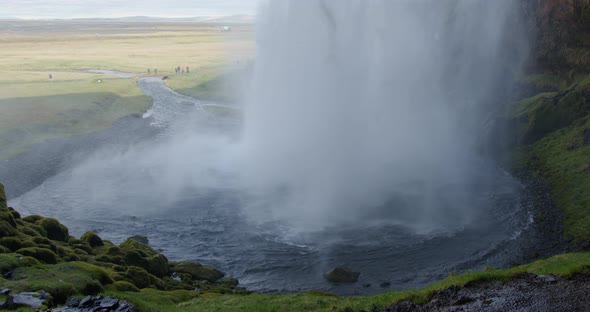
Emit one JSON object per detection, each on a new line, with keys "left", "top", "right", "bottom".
{"left": 0, "top": 220, "right": 17, "bottom": 237}
{"left": 16, "top": 247, "right": 58, "bottom": 264}
{"left": 123, "top": 266, "right": 153, "bottom": 289}
{"left": 0, "top": 211, "right": 17, "bottom": 228}
{"left": 127, "top": 235, "right": 149, "bottom": 245}
{"left": 111, "top": 281, "right": 140, "bottom": 292}
{"left": 37, "top": 218, "right": 69, "bottom": 242}
{"left": 81, "top": 231, "right": 104, "bottom": 247}
{"left": 22, "top": 215, "right": 44, "bottom": 224}
{"left": 170, "top": 261, "right": 224, "bottom": 283}
{"left": 0, "top": 237, "right": 22, "bottom": 251}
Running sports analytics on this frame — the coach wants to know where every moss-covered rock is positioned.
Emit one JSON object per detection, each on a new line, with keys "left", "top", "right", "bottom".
{"left": 119, "top": 239, "right": 168, "bottom": 277}
{"left": 111, "top": 281, "right": 140, "bottom": 292}
{"left": 21, "top": 240, "right": 39, "bottom": 248}
{"left": 8, "top": 207, "right": 21, "bottom": 220}
{"left": 162, "top": 277, "right": 194, "bottom": 291}
{"left": 106, "top": 246, "right": 123, "bottom": 256}
{"left": 127, "top": 235, "right": 149, "bottom": 245}
{"left": 218, "top": 277, "right": 239, "bottom": 288}
{"left": 20, "top": 225, "right": 43, "bottom": 237}
{"left": 123, "top": 266, "right": 152, "bottom": 289}
{"left": 170, "top": 261, "right": 224, "bottom": 283}
{"left": 37, "top": 218, "right": 69, "bottom": 242}
{"left": 22, "top": 214, "right": 44, "bottom": 224}
{"left": 0, "top": 220, "right": 17, "bottom": 237}
{"left": 0, "top": 237, "right": 22, "bottom": 251}
{"left": 325, "top": 267, "right": 360, "bottom": 283}
{"left": 0, "top": 211, "right": 17, "bottom": 228}
{"left": 81, "top": 231, "right": 104, "bottom": 247}
{"left": 16, "top": 247, "right": 58, "bottom": 264}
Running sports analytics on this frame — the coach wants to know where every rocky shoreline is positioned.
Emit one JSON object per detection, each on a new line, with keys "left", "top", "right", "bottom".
{"left": 381, "top": 273, "right": 590, "bottom": 312}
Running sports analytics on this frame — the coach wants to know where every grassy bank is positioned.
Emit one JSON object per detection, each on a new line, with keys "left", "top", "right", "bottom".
{"left": 511, "top": 72, "right": 590, "bottom": 244}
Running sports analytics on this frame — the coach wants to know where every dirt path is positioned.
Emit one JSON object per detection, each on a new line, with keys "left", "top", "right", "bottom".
{"left": 381, "top": 273, "right": 590, "bottom": 312}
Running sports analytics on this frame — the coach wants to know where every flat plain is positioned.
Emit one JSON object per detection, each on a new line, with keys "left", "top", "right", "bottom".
{"left": 0, "top": 19, "right": 255, "bottom": 158}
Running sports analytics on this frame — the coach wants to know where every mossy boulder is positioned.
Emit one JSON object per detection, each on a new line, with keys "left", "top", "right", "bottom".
{"left": 22, "top": 214, "right": 44, "bottom": 224}
{"left": 325, "top": 267, "right": 360, "bottom": 283}
{"left": 0, "top": 220, "right": 17, "bottom": 237}
{"left": 0, "top": 211, "right": 17, "bottom": 228}
{"left": 218, "top": 277, "right": 239, "bottom": 288}
{"left": 81, "top": 231, "right": 104, "bottom": 247}
{"left": 20, "top": 225, "right": 43, "bottom": 237}
{"left": 37, "top": 218, "right": 69, "bottom": 242}
{"left": 119, "top": 239, "right": 168, "bottom": 278}
{"left": 170, "top": 261, "right": 224, "bottom": 283}
{"left": 8, "top": 207, "right": 21, "bottom": 220}
{"left": 16, "top": 247, "right": 58, "bottom": 264}
{"left": 0, "top": 237, "right": 22, "bottom": 251}
{"left": 111, "top": 281, "right": 140, "bottom": 292}
{"left": 106, "top": 246, "right": 123, "bottom": 256}
{"left": 123, "top": 266, "right": 153, "bottom": 289}
{"left": 127, "top": 235, "right": 149, "bottom": 245}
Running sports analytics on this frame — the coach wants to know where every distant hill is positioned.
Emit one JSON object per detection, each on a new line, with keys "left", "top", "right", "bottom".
{"left": 65, "top": 15, "right": 255, "bottom": 23}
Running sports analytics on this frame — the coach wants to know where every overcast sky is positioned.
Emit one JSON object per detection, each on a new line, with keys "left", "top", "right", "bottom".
{"left": 1, "top": 0, "right": 260, "bottom": 19}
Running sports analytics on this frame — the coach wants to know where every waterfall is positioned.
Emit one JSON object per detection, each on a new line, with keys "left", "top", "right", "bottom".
{"left": 237, "top": 0, "right": 527, "bottom": 230}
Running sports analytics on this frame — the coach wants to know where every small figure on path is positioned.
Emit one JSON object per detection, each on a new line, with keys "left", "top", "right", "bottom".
{"left": 181, "top": 67, "right": 185, "bottom": 74}
{"left": 154, "top": 68, "right": 158, "bottom": 75}
{"left": 186, "top": 66, "right": 190, "bottom": 74}
{"left": 147, "top": 68, "right": 151, "bottom": 75}
{"left": 48, "top": 74, "right": 53, "bottom": 80}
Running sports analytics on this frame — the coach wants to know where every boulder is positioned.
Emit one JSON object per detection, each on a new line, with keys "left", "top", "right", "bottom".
{"left": 171, "top": 261, "right": 224, "bottom": 283}
{"left": 325, "top": 267, "right": 360, "bottom": 283}
{"left": 81, "top": 231, "right": 104, "bottom": 247}
{"left": 127, "top": 235, "right": 148, "bottom": 245}
{"left": 37, "top": 218, "right": 69, "bottom": 242}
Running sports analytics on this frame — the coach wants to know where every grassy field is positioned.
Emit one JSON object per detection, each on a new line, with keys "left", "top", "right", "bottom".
{"left": 0, "top": 19, "right": 255, "bottom": 158}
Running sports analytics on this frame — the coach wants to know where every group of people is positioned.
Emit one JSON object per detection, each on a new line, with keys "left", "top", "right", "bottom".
{"left": 175, "top": 65, "right": 190, "bottom": 75}
{"left": 145, "top": 66, "right": 191, "bottom": 76}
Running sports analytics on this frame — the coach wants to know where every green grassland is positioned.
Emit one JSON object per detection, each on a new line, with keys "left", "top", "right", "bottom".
{"left": 0, "top": 20, "right": 254, "bottom": 159}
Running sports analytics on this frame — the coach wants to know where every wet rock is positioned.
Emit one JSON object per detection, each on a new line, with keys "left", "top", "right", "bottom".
{"left": 1, "top": 291, "right": 48, "bottom": 309}
{"left": 0, "top": 288, "right": 10, "bottom": 295}
{"left": 380, "top": 282, "right": 391, "bottom": 288}
{"left": 325, "top": 267, "right": 360, "bottom": 283}
{"left": 453, "top": 295, "right": 474, "bottom": 305}
{"left": 127, "top": 235, "right": 149, "bottom": 245}
{"left": 43, "top": 295, "right": 136, "bottom": 312}
{"left": 66, "top": 296, "right": 80, "bottom": 307}
{"left": 537, "top": 274, "right": 558, "bottom": 284}
{"left": 584, "top": 129, "right": 590, "bottom": 145}
{"left": 363, "top": 283, "right": 372, "bottom": 288}
{"left": 98, "top": 296, "right": 119, "bottom": 308}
